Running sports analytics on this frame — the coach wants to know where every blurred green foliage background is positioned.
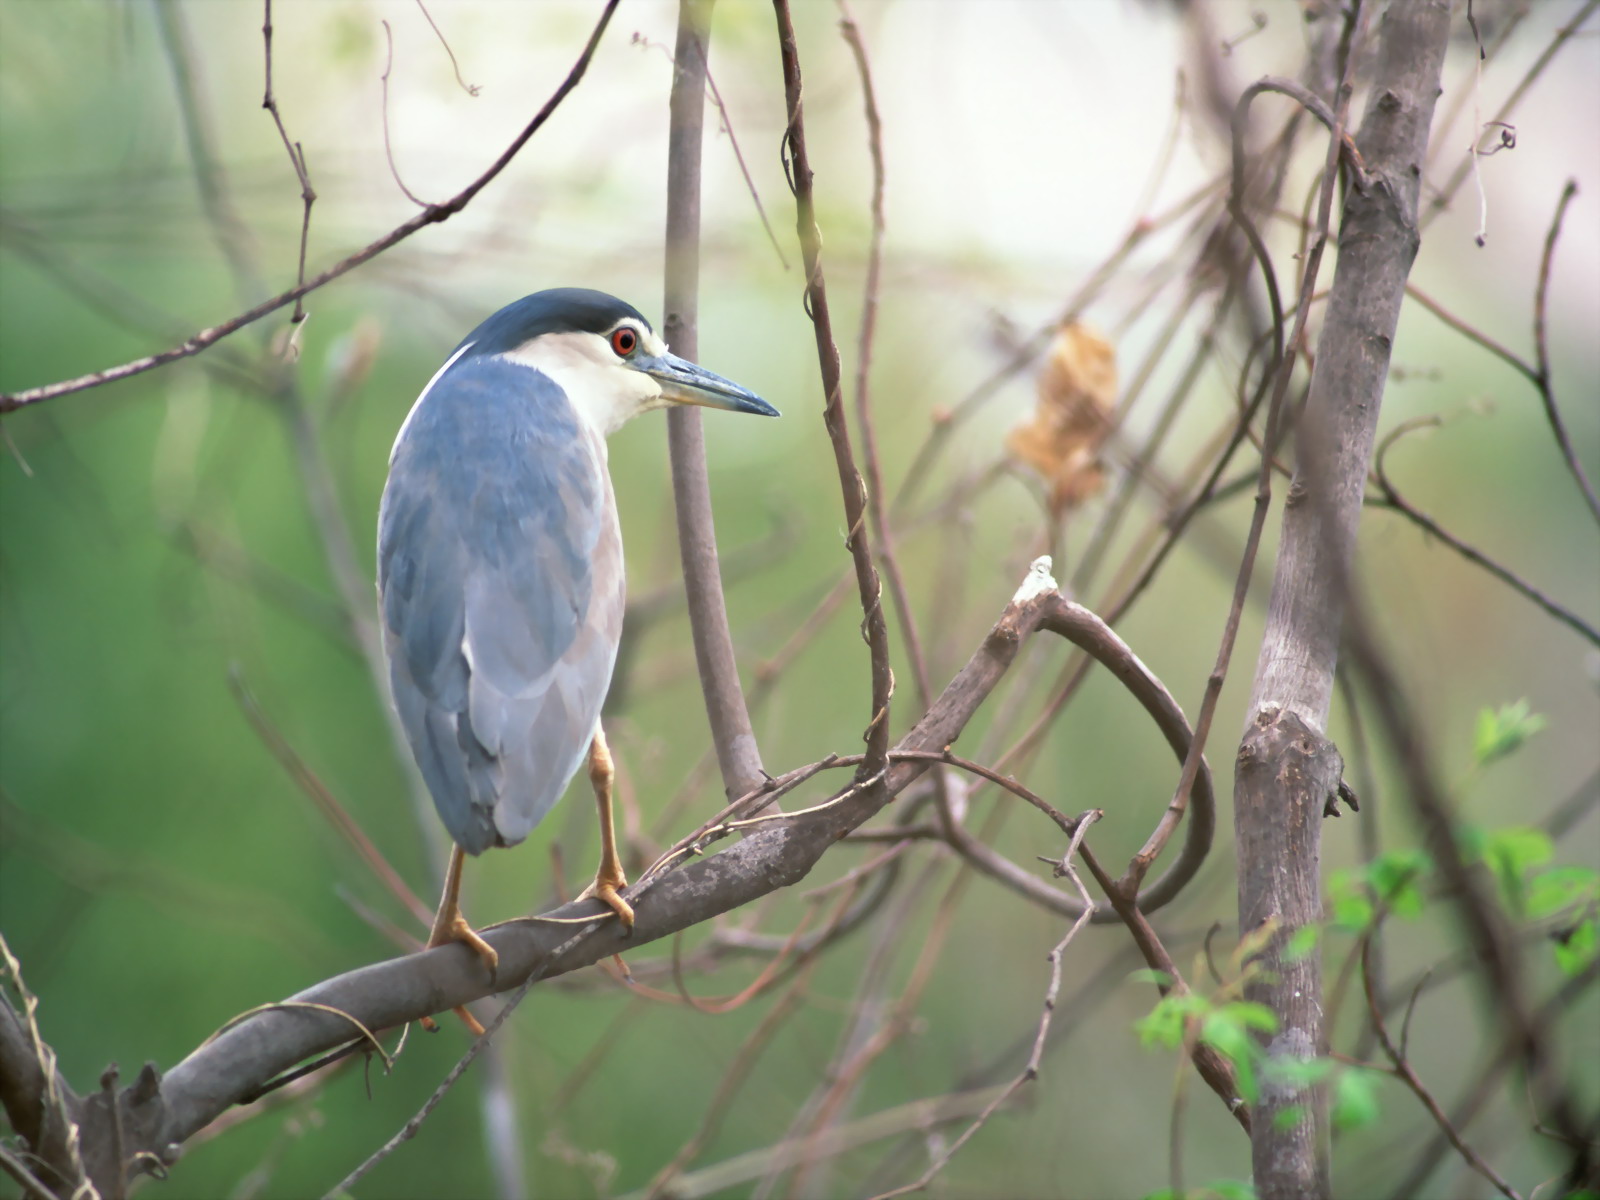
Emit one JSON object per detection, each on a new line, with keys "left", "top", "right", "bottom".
{"left": 2, "top": 2, "right": 1596, "bottom": 1197}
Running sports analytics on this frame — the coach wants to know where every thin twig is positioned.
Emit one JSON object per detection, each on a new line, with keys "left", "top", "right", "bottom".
{"left": 1530, "top": 179, "right": 1600, "bottom": 524}
{"left": 837, "top": 1, "right": 931, "bottom": 716}
{"left": 380, "top": 20, "right": 430, "bottom": 208}
{"left": 1467, "top": 0, "right": 1494, "bottom": 247}
{"left": 643, "top": 965, "right": 817, "bottom": 1198}
{"left": 665, "top": 902, "right": 821, "bottom": 1015}
{"left": 1071, "top": 281, "right": 1238, "bottom": 594}
{"left": 204, "top": 1002, "right": 392, "bottom": 1071}
{"left": 0, "top": 1142, "right": 57, "bottom": 1200}
{"left": 773, "top": 0, "right": 895, "bottom": 792}
{"left": 168, "top": 520, "right": 360, "bottom": 653}
{"left": 866, "top": 813, "right": 1102, "bottom": 1200}
{"left": 1424, "top": 0, "right": 1527, "bottom": 175}
{"left": 627, "top": 1085, "right": 1015, "bottom": 1200}
{"left": 228, "top": 668, "right": 434, "bottom": 927}
{"left": 261, "top": 0, "right": 317, "bottom": 324}
{"left": 776, "top": 849, "right": 973, "bottom": 1199}
{"left": 1360, "top": 938, "right": 1522, "bottom": 1200}
{"left": 1372, "top": 421, "right": 1600, "bottom": 647}
{"left": 627, "top": 30, "right": 788, "bottom": 272}
{"left": 1, "top": 1, "right": 621, "bottom": 412}
{"left": 154, "top": 0, "right": 265, "bottom": 306}
{"left": 832, "top": 0, "right": 960, "bottom": 847}
{"left": 1129, "top": 69, "right": 1190, "bottom": 224}
{"left": 1404, "top": 284, "right": 1536, "bottom": 382}
{"left": 1379, "top": 959, "right": 1599, "bottom": 1200}
{"left": 414, "top": 0, "right": 480, "bottom": 96}
{"left": 1422, "top": 0, "right": 1599, "bottom": 230}
{"left": 691, "top": 38, "right": 787, "bottom": 271}
{"left": 1344, "top": 597, "right": 1595, "bottom": 1178}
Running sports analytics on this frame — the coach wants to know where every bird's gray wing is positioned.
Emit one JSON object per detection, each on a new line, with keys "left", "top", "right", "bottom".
{"left": 378, "top": 355, "right": 623, "bottom": 853}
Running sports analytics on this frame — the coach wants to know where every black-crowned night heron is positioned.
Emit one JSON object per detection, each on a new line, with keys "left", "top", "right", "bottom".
{"left": 378, "top": 287, "right": 777, "bottom": 979}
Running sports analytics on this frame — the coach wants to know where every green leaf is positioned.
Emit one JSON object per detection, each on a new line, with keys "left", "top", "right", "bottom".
{"left": 1200, "top": 1008, "right": 1269, "bottom": 1105}
{"left": 1482, "top": 826, "right": 1554, "bottom": 915}
{"left": 1285, "top": 924, "right": 1322, "bottom": 961}
{"left": 1327, "top": 867, "right": 1376, "bottom": 932}
{"left": 1553, "top": 917, "right": 1597, "bottom": 976}
{"left": 1473, "top": 700, "right": 1547, "bottom": 767}
{"left": 1328, "top": 867, "right": 1360, "bottom": 893}
{"left": 1198, "top": 1183, "right": 1257, "bottom": 1200}
{"left": 1331, "top": 892, "right": 1374, "bottom": 934}
{"left": 1136, "top": 992, "right": 1209, "bottom": 1049}
{"left": 1526, "top": 867, "right": 1600, "bottom": 919}
{"left": 1367, "top": 850, "right": 1430, "bottom": 918}
{"left": 1140, "top": 1186, "right": 1258, "bottom": 1200}
{"left": 1216, "top": 1001, "right": 1279, "bottom": 1033}
{"left": 1332, "top": 1067, "right": 1383, "bottom": 1130}
{"left": 1128, "top": 968, "right": 1175, "bottom": 988}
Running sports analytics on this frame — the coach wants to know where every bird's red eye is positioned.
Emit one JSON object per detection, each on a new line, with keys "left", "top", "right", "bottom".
{"left": 610, "top": 327, "right": 638, "bottom": 356}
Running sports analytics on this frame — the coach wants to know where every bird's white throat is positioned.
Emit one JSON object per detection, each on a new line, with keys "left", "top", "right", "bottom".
{"left": 499, "top": 329, "right": 670, "bottom": 437}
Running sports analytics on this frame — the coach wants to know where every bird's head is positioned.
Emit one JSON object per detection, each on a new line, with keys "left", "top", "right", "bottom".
{"left": 460, "top": 287, "right": 779, "bottom": 435}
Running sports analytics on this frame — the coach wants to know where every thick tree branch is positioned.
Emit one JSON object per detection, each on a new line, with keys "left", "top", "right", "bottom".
{"left": 1235, "top": 3, "right": 1452, "bottom": 1198}
{"left": 663, "top": 0, "right": 769, "bottom": 802}
{"left": 53, "top": 560, "right": 1211, "bottom": 1189}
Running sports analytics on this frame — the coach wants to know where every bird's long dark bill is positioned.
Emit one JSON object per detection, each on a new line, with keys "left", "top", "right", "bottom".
{"left": 642, "top": 353, "right": 779, "bottom": 417}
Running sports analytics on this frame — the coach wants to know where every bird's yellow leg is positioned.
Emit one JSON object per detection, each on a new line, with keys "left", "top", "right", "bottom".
{"left": 586, "top": 727, "right": 635, "bottom": 929}
{"left": 427, "top": 845, "right": 500, "bottom": 975}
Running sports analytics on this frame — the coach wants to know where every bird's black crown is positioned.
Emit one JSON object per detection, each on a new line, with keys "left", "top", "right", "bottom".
{"left": 457, "top": 288, "right": 652, "bottom": 359}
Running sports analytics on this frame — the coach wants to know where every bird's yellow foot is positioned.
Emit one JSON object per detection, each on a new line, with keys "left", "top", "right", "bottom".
{"left": 428, "top": 913, "right": 500, "bottom": 978}
{"left": 580, "top": 869, "right": 635, "bottom": 929}
{"left": 593, "top": 876, "right": 635, "bottom": 929}
{"left": 419, "top": 916, "right": 495, "bottom": 1036}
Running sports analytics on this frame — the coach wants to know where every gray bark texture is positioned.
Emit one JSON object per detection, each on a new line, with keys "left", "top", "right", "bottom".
{"left": 662, "top": 0, "right": 770, "bottom": 803}
{"left": 1235, "top": 2, "right": 1452, "bottom": 1197}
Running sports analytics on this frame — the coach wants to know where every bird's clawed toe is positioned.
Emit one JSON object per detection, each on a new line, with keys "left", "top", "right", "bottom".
{"left": 593, "top": 876, "right": 635, "bottom": 932}
{"left": 438, "top": 914, "right": 500, "bottom": 980}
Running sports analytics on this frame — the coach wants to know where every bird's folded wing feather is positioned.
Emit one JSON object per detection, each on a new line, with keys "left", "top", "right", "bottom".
{"left": 377, "top": 357, "right": 619, "bottom": 853}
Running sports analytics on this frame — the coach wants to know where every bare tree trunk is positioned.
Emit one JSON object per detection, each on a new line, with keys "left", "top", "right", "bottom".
{"left": 664, "top": 0, "right": 770, "bottom": 804}
{"left": 1235, "top": 3, "right": 1452, "bottom": 1196}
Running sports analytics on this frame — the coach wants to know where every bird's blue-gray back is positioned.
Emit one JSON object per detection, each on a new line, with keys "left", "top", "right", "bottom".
{"left": 378, "top": 355, "right": 623, "bottom": 853}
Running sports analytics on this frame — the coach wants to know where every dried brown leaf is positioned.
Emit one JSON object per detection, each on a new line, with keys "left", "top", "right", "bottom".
{"left": 1006, "top": 322, "right": 1118, "bottom": 515}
